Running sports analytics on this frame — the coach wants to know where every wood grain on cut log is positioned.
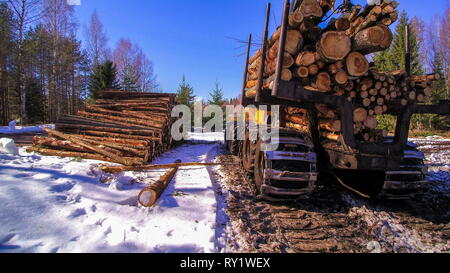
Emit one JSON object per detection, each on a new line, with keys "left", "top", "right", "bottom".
{"left": 285, "top": 30, "right": 303, "bottom": 55}
{"left": 283, "top": 52, "right": 295, "bottom": 68}
{"left": 334, "top": 70, "right": 349, "bottom": 84}
{"left": 296, "top": 66, "right": 310, "bottom": 78}
{"left": 295, "top": 51, "right": 316, "bottom": 66}
{"left": 352, "top": 24, "right": 393, "bottom": 54}
{"left": 316, "top": 31, "right": 351, "bottom": 62}
{"left": 299, "top": 0, "right": 323, "bottom": 18}
{"left": 289, "top": 10, "right": 304, "bottom": 28}
{"left": 315, "top": 72, "right": 332, "bottom": 91}
{"left": 353, "top": 107, "right": 368, "bottom": 123}
{"left": 308, "top": 64, "right": 319, "bottom": 75}
{"left": 346, "top": 52, "right": 369, "bottom": 76}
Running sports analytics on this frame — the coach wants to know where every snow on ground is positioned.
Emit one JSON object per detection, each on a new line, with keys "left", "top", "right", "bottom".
{"left": 0, "top": 133, "right": 225, "bottom": 253}
{"left": 0, "top": 123, "right": 54, "bottom": 135}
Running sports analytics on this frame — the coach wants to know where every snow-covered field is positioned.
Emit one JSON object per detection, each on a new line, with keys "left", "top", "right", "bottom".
{"left": 0, "top": 133, "right": 225, "bottom": 253}
{"left": 0, "top": 123, "right": 54, "bottom": 135}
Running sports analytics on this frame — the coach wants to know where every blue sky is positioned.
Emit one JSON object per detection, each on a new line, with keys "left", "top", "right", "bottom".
{"left": 73, "top": 0, "right": 449, "bottom": 100}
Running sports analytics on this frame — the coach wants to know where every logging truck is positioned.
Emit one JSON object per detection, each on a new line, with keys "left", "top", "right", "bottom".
{"left": 227, "top": 0, "right": 450, "bottom": 200}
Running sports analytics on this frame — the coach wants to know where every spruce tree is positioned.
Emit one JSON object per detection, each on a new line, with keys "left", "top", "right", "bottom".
{"left": 208, "top": 81, "right": 225, "bottom": 106}
{"left": 88, "top": 60, "right": 120, "bottom": 100}
{"left": 176, "top": 75, "right": 195, "bottom": 107}
{"left": 374, "top": 11, "right": 424, "bottom": 75}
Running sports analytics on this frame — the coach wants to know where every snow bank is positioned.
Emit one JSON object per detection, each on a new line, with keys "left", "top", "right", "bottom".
{"left": 0, "top": 123, "right": 54, "bottom": 135}
{"left": 0, "top": 142, "right": 223, "bottom": 253}
{"left": 0, "top": 138, "right": 19, "bottom": 155}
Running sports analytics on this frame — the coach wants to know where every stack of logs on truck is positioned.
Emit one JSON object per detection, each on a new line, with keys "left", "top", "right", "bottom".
{"left": 28, "top": 91, "right": 176, "bottom": 166}
{"left": 244, "top": 0, "right": 441, "bottom": 144}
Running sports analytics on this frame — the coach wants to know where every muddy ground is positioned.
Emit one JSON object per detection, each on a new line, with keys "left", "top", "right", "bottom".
{"left": 211, "top": 148, "right": 450, "bottom": 253}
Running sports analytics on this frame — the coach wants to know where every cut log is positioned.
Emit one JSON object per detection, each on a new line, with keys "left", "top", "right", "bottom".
{"left": 138, "top": 162, "right": 179, "bottom": 207}
{"left": 289, "top": 10, "right": 305, "bottom": 28}
{"left": 295, "top": 51, "right": 316, "bottom": 66}
{"left": 315, "top": 72, "right": 332, "bottom": 91}
{"left": 300, "top": 0, "right": 323, "bottom": 18}
{"left": 27, "top": 147, "right": 141, "bottom": 164}
{"left": 352, "top": 24, "right": 393, "bottom": 54}
{"left": 308, "top": 64, "right": 319, "bottom": 75}
{"left": 316, "top": 31, "right": 352, "bottom": 62}
{"left": 353, "top": 108, "right": 368, "bottom": 123}
{"left": 285, "top": 30, "right": 303, "bottom": 55}
{"left": 281, "top": 69, "right": 293, "bottom": 81}
{"left": 283, "top": 52, "right": 295, "bottom": 68}
{"left": 319, "top": 119, "right": 341, "bottom": 132}
{"left": 346, "top": 52, "right": 369, "bottom": 76}
{"left": 334, "top": 70, "right": 349, "bottom": 84}
{"left": 363, "top": 115, "right": 378, "bottom": 129}
{"left": 296, "top": 66, "right": 310, "bottom": 78}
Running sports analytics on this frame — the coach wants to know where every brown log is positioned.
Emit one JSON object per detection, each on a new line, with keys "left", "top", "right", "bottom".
{"left": 27, "top": 147, "right": 142, "bottom": 164}
{"left": 283, "top": 52, "right": 295, "bottom": 68}
{"left": 352, "top": 24, "right": 393, "bottom": 54}
{"left": 315, "top": 104, "right": 335, "bottom": 119}
{"left": 101, "top": 161, "right": 228, "bottom": 174}
{"left": 289, "top": 10, "right": 304, "bottom": 28}
{"left": 45, "top": 129, "right": 140, "bottom": 166}
{"left": 363, "top": 115, "right": 378, "bottom": 129}
{"left": 346, "top": 52, "right": 369, "bottom": 77}
{"left": 138, "top": 162, "right": 180, "bottom": 207}
{"left": 316, "top": 31, "right": 351, "bottom": 62}
{"left": 285, "top": 30, "right": 303, "bottom": 55}
{"left": 308, "top": 64, "right": 319, "bottom": 75}
{"left": 353, "top": 108, "right": 368, "bottom": 122}
{"left": 319, "top": 119, "right": 341, "bottom": 132}
{"left": 295, "top": 51, "right": 316, "bottom": 66}
{"left": 281, "top": 69, "right": 293, "bottom": 81}
{"left": 315, "top": 72, "right": 332, "bottom": 91}
{"left": 334, "top": 70, "right": 349, "bottom": 84}
{"left": 296, "top": 66, "right": 310, "bottom": 78}
{"left": 300, "top": 0, "right": 323, "bottom": 18}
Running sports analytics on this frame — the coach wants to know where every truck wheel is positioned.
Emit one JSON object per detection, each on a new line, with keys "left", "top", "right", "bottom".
{"left": 242, "top": 130, "right": 256, "bottom": 174}
{"left": 254, "top": 139, "right": 266, "bottom": 192}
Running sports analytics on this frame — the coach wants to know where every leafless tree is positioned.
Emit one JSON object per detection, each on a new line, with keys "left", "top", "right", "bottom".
{"left": 84, "top": 10, "right": 109, "bottom": 68}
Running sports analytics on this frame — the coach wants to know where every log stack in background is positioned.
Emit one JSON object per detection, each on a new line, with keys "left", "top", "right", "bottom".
{"left": 244, "top": 0, "right": 440, "bottom": 143}
{"left": 28, "top": 90, "right": 177, "bottom": 166}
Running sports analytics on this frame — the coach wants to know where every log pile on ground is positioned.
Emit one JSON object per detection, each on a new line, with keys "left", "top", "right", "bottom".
{"left": 245, "top": 0, "right": 440, "bottom": 143}
{"left": 28, "top": 90, "right": 176, "bottom": 166}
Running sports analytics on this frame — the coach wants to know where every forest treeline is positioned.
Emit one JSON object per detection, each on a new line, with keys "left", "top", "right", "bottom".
{"left": 0, "top": 1, "right": 448, "bottom": 133}
{"left": 0, "top": 0, "right": 159, "bottom": 125}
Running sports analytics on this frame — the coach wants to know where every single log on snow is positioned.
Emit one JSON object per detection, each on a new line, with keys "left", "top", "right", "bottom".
{"left": 138, "top": 160, "right": 180, "bottom": 207}
{"left": 316, "top": 31, "right": 351, "bottom": 62}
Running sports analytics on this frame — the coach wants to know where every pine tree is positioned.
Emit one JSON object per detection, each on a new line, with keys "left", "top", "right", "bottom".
{"left": 208, "top": 81, "right": 225, "bottom": 106}
{"left": 374, "top": 11, "right": 424, "bottom": 75}
{"left": 88, "top": 60, "right": 120, "bottom": 100}
{"left": 176, "top": 75, "right": 195, "bottom": 107}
